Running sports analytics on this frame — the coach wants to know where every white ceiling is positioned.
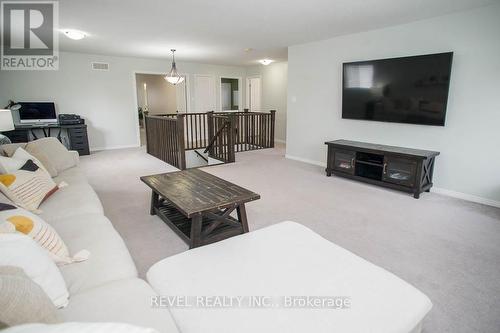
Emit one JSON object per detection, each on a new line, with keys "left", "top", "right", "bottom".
{"left": 58, "top": 0, "right": 495, "bottom": 66}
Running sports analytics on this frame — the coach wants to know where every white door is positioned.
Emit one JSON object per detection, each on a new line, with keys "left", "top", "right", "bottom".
{"left": 247, "top": 77, "right": 261, "bottom": 112}
{"left": 194, "top": 75, "right": 216, "bottom": 113}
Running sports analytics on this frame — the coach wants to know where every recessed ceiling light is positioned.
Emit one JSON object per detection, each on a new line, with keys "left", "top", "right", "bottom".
{"left": 244, "top": 48, "right": 253, "bottom": 52}
{"left": 62, "top": 29, "right": 87, "bottom": 40}
{"left": 259, "top": 59, "right": 274, "bottom": 66}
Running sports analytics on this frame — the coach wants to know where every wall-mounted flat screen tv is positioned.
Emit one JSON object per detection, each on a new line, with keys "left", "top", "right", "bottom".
{"left": 342, "top": 52, "right": 453, "bottom": 126}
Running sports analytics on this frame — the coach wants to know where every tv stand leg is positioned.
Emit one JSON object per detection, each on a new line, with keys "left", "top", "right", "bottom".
{"left": 413, "top": 192, "right": 420, "bottom": 199}
{"left": 325, "top": 168, "right": 332, "bottom": 177}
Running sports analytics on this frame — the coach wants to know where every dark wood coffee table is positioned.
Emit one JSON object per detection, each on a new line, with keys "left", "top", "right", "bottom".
{"left": 141, "top": 169, "right": 260, "bottom": 249}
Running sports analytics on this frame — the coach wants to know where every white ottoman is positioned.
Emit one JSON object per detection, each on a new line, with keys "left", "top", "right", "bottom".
{"left": 147, "top": 222, "right": 431, "bottom": 333}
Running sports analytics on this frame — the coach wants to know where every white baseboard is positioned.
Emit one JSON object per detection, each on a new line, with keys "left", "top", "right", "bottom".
{"left": 90, "top": 144, "right": 140, "bottom": 152}
{"left": 275, "top": 139, "right": 286, "bottom": 144}
{"left": 431, "top": 187, "right": 500, "bottom": 208}
{"left": 284, "top": 154, "right": 500, "bottom": 208}
{"left": 285, "top": 154, "right": 326, "bottom": 168}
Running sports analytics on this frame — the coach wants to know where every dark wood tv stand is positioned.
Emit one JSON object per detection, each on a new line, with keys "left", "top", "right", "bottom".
{"left": 325, "top": 140, "right": 439, "bottom": 198}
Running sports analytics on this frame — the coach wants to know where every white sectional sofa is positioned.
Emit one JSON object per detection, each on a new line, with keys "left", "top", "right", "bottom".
{"left": 0, "top": 143, "right": 180, "bottom": 333}
{"left": 0, "top": 140, "right": 432, "bottom": 333}
{"left": 147, "top": 221, "right": 432, "bottom": 333}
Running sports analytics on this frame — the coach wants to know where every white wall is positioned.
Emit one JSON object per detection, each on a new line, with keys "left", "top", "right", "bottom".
{"left": 247, "top": 62, "right": 288, "bottom": 142}
{"left": 135, "top": 73, "right": 178, "bottom": 115}
{"left": 0, "top": 52, "right": 248, "bottom": 150}
{"left": 287, "top": 4, "right": 500, "bottom": 203}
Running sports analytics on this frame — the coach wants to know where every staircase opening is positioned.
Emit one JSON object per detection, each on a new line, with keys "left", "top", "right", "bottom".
{"left": 144, "top": 110, "right": 276, "bottom": 170}
{"left": 185, "top": 149, "right": 224, "bottom": 168}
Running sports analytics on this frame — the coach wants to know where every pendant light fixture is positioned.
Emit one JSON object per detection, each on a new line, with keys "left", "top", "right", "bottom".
{"left": 165, "top": 49, "right": 185, "bottom": 85}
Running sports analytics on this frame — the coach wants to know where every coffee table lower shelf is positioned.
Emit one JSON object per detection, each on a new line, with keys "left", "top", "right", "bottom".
{"left": 154, "top": 199, "right": 245, "bottom": 248}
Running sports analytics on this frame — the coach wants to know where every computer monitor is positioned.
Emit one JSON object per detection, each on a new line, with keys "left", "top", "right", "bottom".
{"left": 18, "top": 102, "right": 58, "bottom": 124}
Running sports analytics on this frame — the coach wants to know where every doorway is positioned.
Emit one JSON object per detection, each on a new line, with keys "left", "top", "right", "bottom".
{"left": 135, "top": 73, "right": 188, "bottom": 146}
{"left": 246, "top": 76, "right": 262, "bottom": 112}
{"left": 220, "top": 77, "right": 242, "bottom": 111}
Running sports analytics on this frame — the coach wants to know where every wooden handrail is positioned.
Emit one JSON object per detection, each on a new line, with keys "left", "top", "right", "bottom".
{"left": 150, "top": 113, "right": 177, "bottom": 117}
{"left": 194, "top": 150, "right": 208, "bottom": 163}
{"left": 145, "top": 109, "right": 276, "bottom": 168}
{"left": 204, "top": 121, "right": 228, "bottom": 154}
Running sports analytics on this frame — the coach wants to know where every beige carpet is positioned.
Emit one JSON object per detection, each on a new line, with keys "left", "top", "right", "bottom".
{"left": 80, "top": 145, "right": 500, "bottom": 333}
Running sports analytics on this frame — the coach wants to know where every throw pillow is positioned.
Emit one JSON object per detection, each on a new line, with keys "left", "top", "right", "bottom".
{"left": 0, "top": 156, "right": 25, "bottom": 174}
{"left": 26, "top": 138, "right": 77, "bottom": 174}
{"left": 0, "top": 322, "right": 160, "bottom": 333}
{"left": 23, "top": 148, "right": 58, "bottom": 177}
{"left": 0, "top": 204, "right": 89, "bottom": 265}
{"left": 0, "top": 233, "right": 69, "bottom": 308}
{"left": 12, "top": 147, "right": 58, "bottom": 177}
{"left": 0, "top": 266, "right": 60, "bottom": 326}
{"left": 0, "top": 151, "right": 58, "bottom": 212}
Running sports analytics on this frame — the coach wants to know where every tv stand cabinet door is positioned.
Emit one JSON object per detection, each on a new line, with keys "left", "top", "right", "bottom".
{"left": 332, "top": 149, "right": 356, "bottom": 175}
{"left": 382, "top": 156, "right": 417, "bottom": 188}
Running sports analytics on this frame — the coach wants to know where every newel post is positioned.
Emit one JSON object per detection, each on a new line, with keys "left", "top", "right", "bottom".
{"left": 207, "top": 111, "right": 215, "bottom": 156}
{"left": 270, "top": 110, "right": 276, "bottom": 148}
{"left": 228, "top": 113, "right": 237, "bottom": 163}
{"left": 143, "top": 111, "right": 150, "bottom": 153}
{"left": 243, "top": 108, "right": 250, "bottom": 146}
{"left": 176, "top": 114, "right": 186, "bottom": 170}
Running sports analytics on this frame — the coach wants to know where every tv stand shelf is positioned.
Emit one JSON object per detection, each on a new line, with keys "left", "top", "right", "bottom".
{"left": 325, "top": 140, "right": 439, "bottom": 198}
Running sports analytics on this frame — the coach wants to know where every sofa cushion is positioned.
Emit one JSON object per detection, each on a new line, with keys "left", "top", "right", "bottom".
{"left": 0, "top": 143, "right": 27, "bottom": 157}
{"left": 147, "top": 221, "right": 432, "bottom": 333}
{"left": 53, "top": 167, "right": 87, "bottom": 185}
{"left": 39, "top": 182, "right": 103, "bottom": 221}
{"left": 0, "top": 266, "right": 60, "bottom": 326}
{"left": 48, "top": 214, "right": 137, "bottom": 294}
{"left": 58, "top": 278, "right": 180, "bottom": 333}
{"left": 25, "top": 138, "right": 78, "bottom": 175}
{"left": 47, "top": 212, "right": 113, "bottom": 234}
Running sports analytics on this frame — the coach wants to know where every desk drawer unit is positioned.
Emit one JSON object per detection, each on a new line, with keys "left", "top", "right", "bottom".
{"left": 3, "top": 129, "right": 29, "bottom": 143}
{"left": 67, "top": 125, "right": 90, "bottom": 155}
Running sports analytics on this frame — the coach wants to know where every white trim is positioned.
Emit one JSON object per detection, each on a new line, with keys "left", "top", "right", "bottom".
{"left": 132, "top": 71, "right": 190, "bottom": 147}
{"left": 285, "top": 154, "right": 326, "bottom": 167}
{"left": 219, "top": 76, "right": 243, "bottom": 111}
{"left": 167, "top": 73, "right": 191, "bottom": 113}
{"left": 284, "top": 154, "right": 500, "bottom": 208}
{"left": 180, "top": 74, "right": 191, "bottom": 113}
{"left": 431, "top": 187, "right": 500, "bottom": 208}
{"left": 246, "top": 75, "right": 262, "bottom": 110}
{"left": 275, "top": 139, "right": 286, "bottom": 144}
{"left": 90, "top": 144, "right": 140, "bottom": 152}
{"left": 131, "top": 72, "right": 142, "bottom": 147}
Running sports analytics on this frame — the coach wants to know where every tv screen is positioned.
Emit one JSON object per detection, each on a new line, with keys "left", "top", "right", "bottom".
{"left": 342, "top": 52, "right": 453, "bottom": 126}
{"left": 18, "top": 102, "right": 58, "bottom": 123}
